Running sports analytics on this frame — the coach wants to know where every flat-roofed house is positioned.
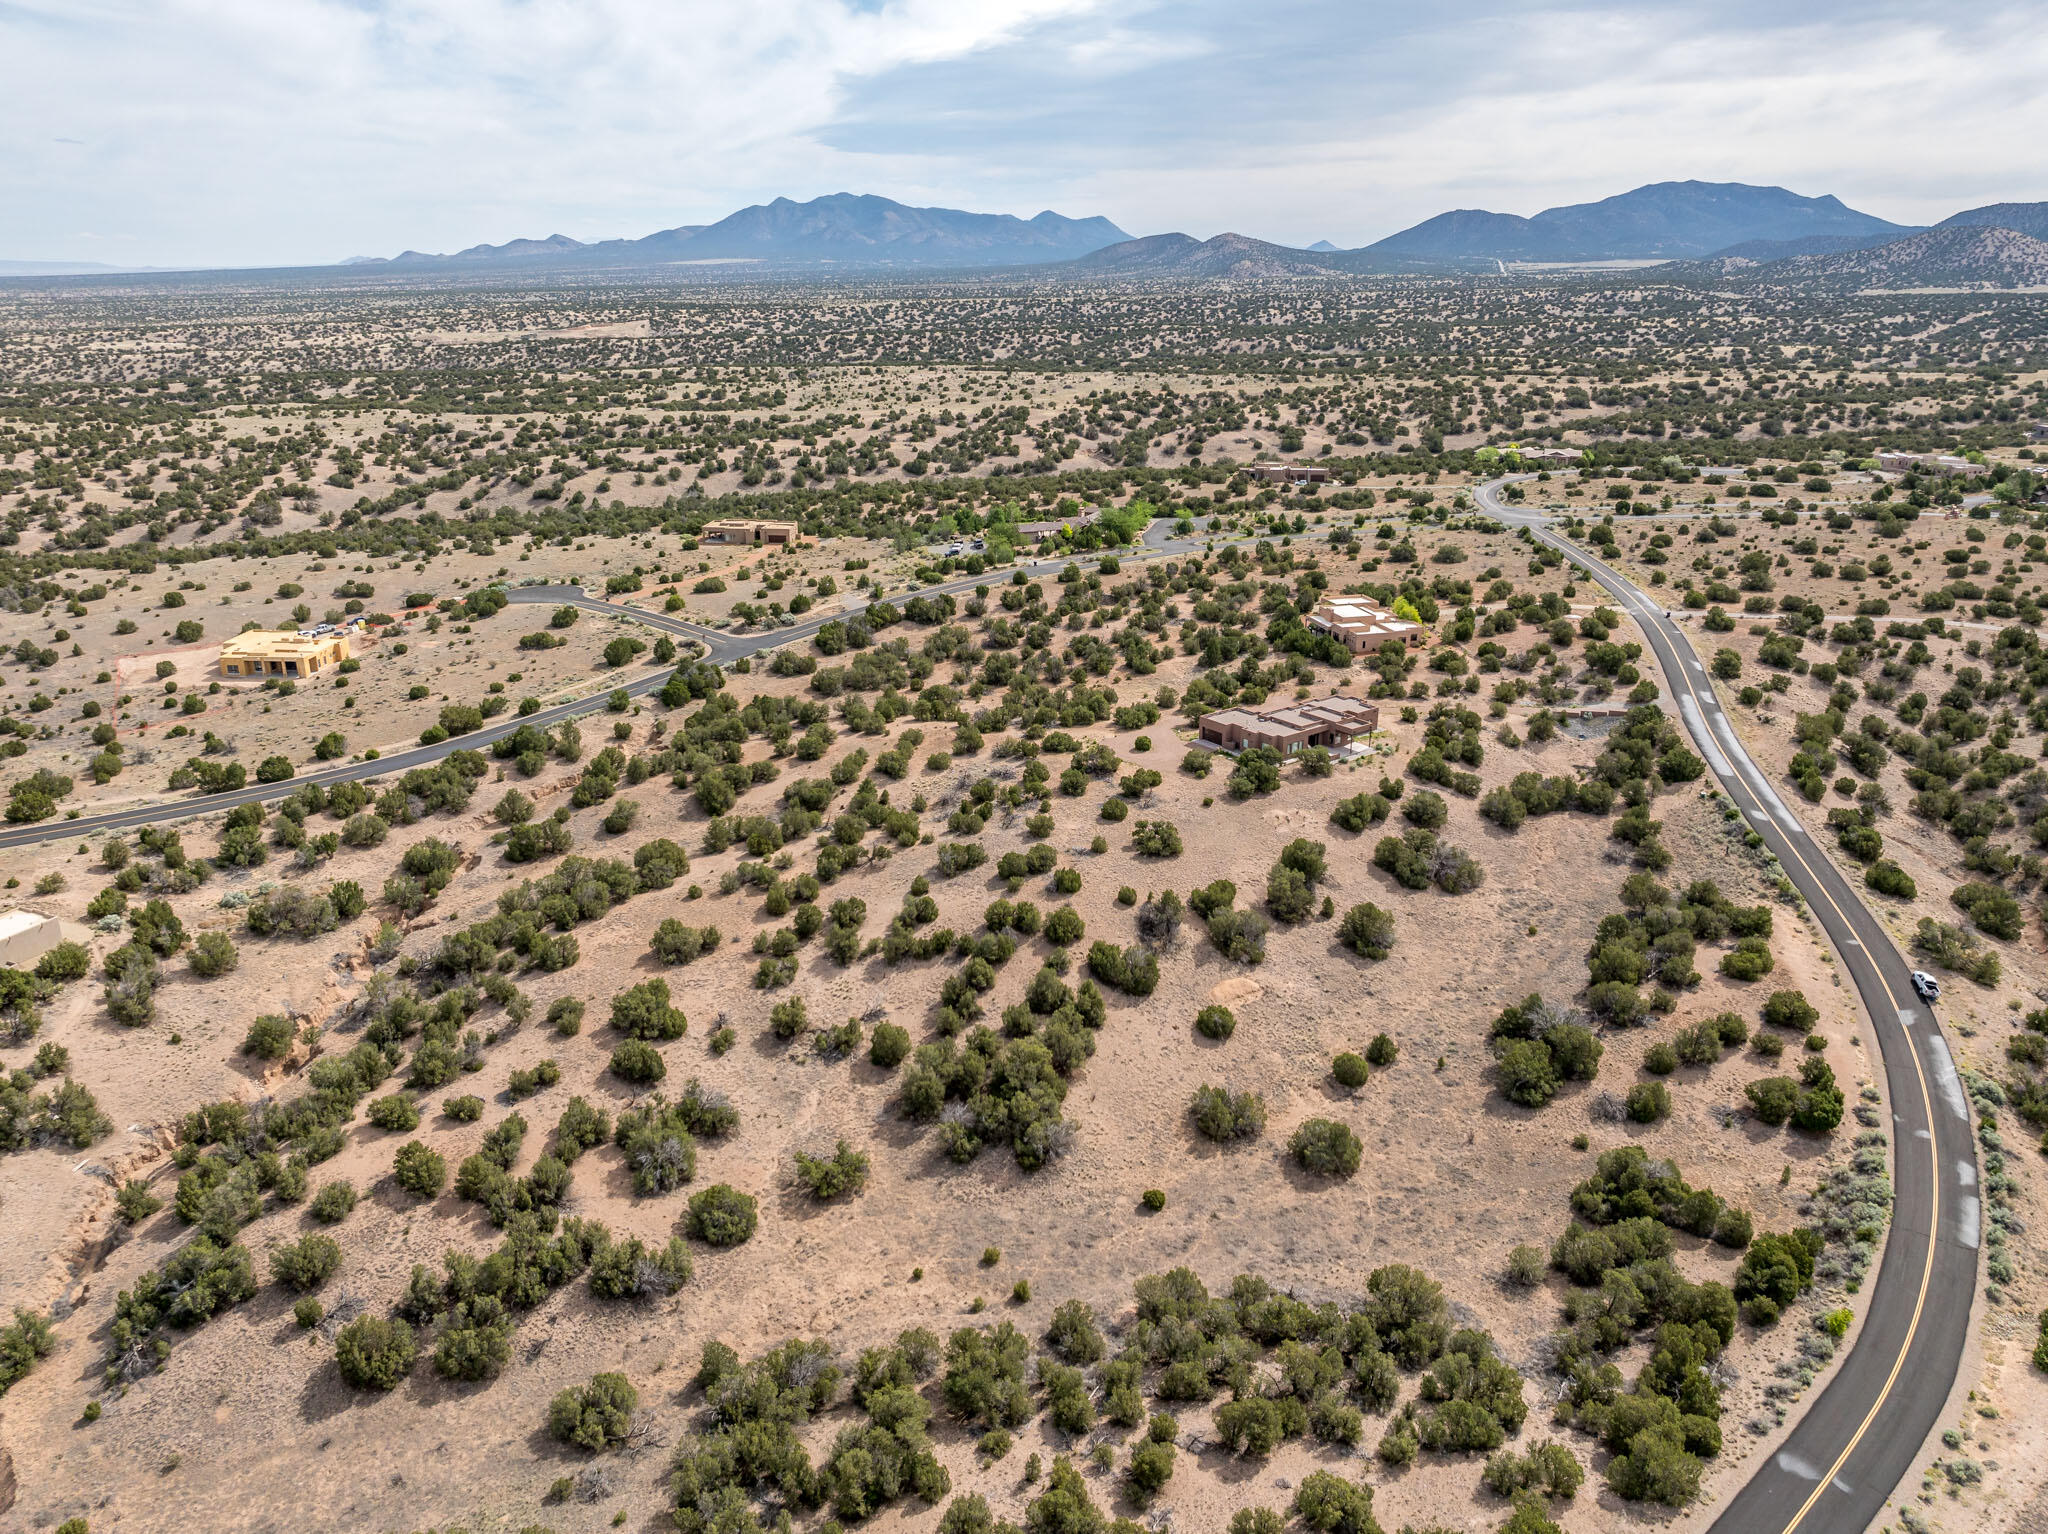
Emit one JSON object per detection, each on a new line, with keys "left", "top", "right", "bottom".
{"left": 1305, "top": 595, "right": 1423, "bottom": 653}
{"left": 703, "top": 519, "right": 799, "bottom": 545}
{"left": 1246, "top": 462, "right": 1331, "bottom": 485}
{"left": 218, "top": 629, "right": 352, "bottom": 680}
{"left": 1196, "top": 695, "right": 1379, "bottom": 754}
{"left": 0, "top": 909, "right": 92, "bottom": 970}
{"left": 1875, "top": 451, "right": 1989, "bottom": 478}
{"left": 1015, "top": 509, "right": 1101, "bottom": 544}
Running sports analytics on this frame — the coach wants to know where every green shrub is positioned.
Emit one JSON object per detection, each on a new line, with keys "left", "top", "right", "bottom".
{"left": 1046, "top": 1300, "right": 1106, "bottom": 1364}
{"left": 1496, "top": 1039, "right": 1561, "bottom": 1107}
{"left": 609, "top": 1039, "right": 666, "bottom": 1084}
{"left": 309, "top": 1182, "right": 357, "bottom": 1223}
{"left": 241, "top": 1013, "right": 294, "bottom": 1060}
{"left": 1292, "top": 1470, "right": 1380, "bottom": 1534}
{"left": 794, "top": 1140, "right": 870, "bottom": 1200}
{"left": 115, "top": 1181, "right": 164, "bottom": 1223}
{"left": 1332, "top": 1053, "right": 1369, "bottom": 1090}
{"left": 870, "top": 1022, "right": 912, "bottom": 1067}
{"left": 610, "top": 977, "right": 686, "bottom": 1040}
{"left": 391, "top": 1141, "right": 445, "bottom": 1199}
{"left": 1505, "top": 1244, "right": 1547, "bottom": 1287}
{"left": 366, "top": 1094, "right": 420, "bottom": 1132}
{"left": 1337, "top": 902, "right": 1395, "bottom": 960}
{"left": 548, "top": 1371, "right": 638, "bottom": 1450}
{"left": 1625, "top": 1081, "right": 1671, "bottom": 1123}
{"left": 334, "top": 1315, "right": 415, "bottom": 1390}
{"left": 1189, "top": 1085, "right": 1267, "bottom": 1142}
{"left": 687, "top": 1184, "right": 759, "bottom": 1246}
{"left": 187, "top": 932, "right": 238, "bottom": 978}
{"left": 269, "top": 1234, "right": 341, "bottom": 1291}
{"left": 1289, "top": 1118, "right": 1362, "bottom": 1177}
{"left": 1195, "top": 1004, "right": 1236, "bottom": 1040}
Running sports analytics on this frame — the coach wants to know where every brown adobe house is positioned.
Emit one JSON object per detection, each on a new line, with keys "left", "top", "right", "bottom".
{"left": 1246, "top": 462, "right": 1331, "bottom": 485}
{"left": 1195, "top": 694, "right": 1379, "bottom": 754}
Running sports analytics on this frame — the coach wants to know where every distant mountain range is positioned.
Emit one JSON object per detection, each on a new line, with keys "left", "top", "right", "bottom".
{"left": 1686, "top": 225, "right": 2048, "bottom": 288}
{"left": 347, "top": 194, "right": 1130, "bottom": 271}
{"left": 1364, "top": 181, "right": 1914, "bottom": 262}
{"left": 1061, "top": 232, "right": 1339, "bottom": 280}
{"left": 10, "top": 181, "right": 2047, "bottom": 285}
{"left": 1059, "top": 184, "right": 2048, "bottom": 287}
{"left": 1937, "top": 202, "right": 2048, "bottom": 242}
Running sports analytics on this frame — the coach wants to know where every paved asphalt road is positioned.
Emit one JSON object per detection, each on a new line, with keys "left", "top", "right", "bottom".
{"left": 1474, "top": 475, "right": 1980, "bottom": 1534}
{"left": 0, "top": 524, "right": 1212, "bottom": 852}
{"left": 4, "top": 491, "right": 1979, "bottom": 1530}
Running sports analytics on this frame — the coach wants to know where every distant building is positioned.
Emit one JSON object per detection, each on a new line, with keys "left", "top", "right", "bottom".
{"left": 2030, "top": 422, "right": 2048, "bottom": 441}
{"left": 1305, "top": 595, "right": 1424, "bottom": 653}
{"left": 1246, "top": 462, "right": 1331, "bottom": 485}
{"left": 1514, "top": 446, "right": 1582, "bottom": 462}
{"left": 1016, "top": 509, "right": 1101, "bottom": 543}
{"left": 1196, "top": 695, "right": 1380, "bottom": 755}
{"left": 219, "top": 628, "right": 352, "bottom": 680}
{"left": 0, "top": 910, "right": 91, "bottom": 970}
{"left": 1875, "top": 450, "right": 1989, "bottom": 478}
{"left": 703, "top": 519, "right": 799, "bottom": 546}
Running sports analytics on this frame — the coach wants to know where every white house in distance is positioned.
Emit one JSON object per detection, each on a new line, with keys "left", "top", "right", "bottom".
{"left": 1305, "top": 595, "right": 1424, "bottom": 654}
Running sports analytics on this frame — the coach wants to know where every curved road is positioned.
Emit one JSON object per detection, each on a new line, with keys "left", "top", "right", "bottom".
{"left": 6, "top": 494, "right": 1978, "bottom": 1530}
{"left": 0, "top": 528, "right": 1210, "bottom": 851}
{"left": 1474, "top": 476, "right": 1979, "bottom": 1534}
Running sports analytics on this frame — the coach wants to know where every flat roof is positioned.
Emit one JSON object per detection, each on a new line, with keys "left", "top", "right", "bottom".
{"left": 221, "top": 629, "right": 342, "bottom": 651}
{"left": 0, "top": 910, "right": 48, "bottom": 940}
{"left": 1202, "top": 695, "right": 1376, "bottom": 732}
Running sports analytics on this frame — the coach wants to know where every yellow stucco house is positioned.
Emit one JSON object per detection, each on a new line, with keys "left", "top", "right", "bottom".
{"left": 218, "top": 629, "right": 352, "bottom": 679}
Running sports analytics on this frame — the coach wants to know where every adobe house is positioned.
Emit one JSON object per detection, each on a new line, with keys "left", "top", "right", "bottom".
{"left": 0, "top": 910, "right": 92, "bottom": 971}
{"left": 1246, "top": 462, "right": 1331, "bottom": 485}
{"left": 1305, "top": 596, "right": 1424, "bottom": 653}
{"left": 703, "top": 519, "right": 799, "bottom": 546}
{"left": 1196, "top": 695, "right": 1379, "bottom": 754}
{"left": 218, "top": 629, "right": 352, "bottom": 680}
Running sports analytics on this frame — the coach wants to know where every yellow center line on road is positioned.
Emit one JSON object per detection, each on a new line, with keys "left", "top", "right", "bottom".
{"left": 1539, "top": 515, "right": 1946, "bottom": 1534}
{"left": 1660, "top": 637, "right": 1941, "bottom": 1533}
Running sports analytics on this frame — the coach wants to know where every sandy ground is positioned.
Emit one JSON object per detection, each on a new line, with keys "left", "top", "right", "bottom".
{"left": 1595, "top": 513, "right": 2048, "bottom": 1534}
{"left": 0, "top": 554, "right": 1892, "bottom": 1531}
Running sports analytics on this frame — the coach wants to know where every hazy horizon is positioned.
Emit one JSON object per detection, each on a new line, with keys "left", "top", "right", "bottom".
{"left": 6, "top": 0, "right": 2046, "bottom": 269}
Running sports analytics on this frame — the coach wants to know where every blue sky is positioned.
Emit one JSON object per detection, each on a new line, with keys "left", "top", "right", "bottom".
{"left": 4, "top": 0, "right": 2044, "bottom": 268}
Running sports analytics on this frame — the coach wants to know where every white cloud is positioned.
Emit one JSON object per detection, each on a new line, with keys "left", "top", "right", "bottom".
{"left": 1014, "top": 4, "right": 2048, "bottom": 246}
{"left": 2, "top": 0, "right": 2043, "bottom": 265}
{"left": 0, "top": 0, "right": 1107, "bottom": 265}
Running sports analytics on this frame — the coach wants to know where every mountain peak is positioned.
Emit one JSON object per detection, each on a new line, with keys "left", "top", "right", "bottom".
{"left": 1368, "top": 180, "right": 1913, "bottom": 263}
{"left": 354, "top": 193, "right": 1130, "bottom": 271}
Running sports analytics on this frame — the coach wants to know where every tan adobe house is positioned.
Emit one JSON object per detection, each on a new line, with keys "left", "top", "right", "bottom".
{"left": 1874, "top": 451, "right": 1989, "bottom": 478}
{"left": 1246, "top": 462, "right": 1330, "bottom": 485}
{"left": 1196, "top": 694, "right": 1379, "bottom": 754}
{"left": 1305, "top": 595, "right": 1424, "bottom": 653}
{"left": 218, "top": 629, "right": 352, "bottom": 679}
{"left": 0, "top": 910, "right": 92, "bottom": 970}
{"left": 703, "top": 519, "right": 799, "bottom": 545}
{"left": 1015, "top": 509, "right": 1101, "bottom": 543}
